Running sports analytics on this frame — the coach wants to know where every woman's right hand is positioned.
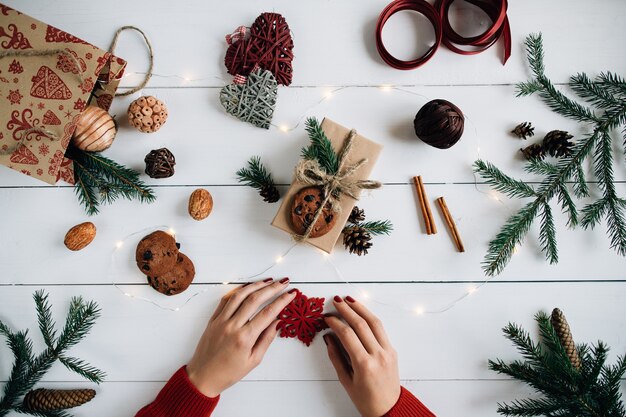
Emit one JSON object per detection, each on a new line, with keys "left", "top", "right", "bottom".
{"left": 323, "top": 296, "right": 401, "bottom": 417}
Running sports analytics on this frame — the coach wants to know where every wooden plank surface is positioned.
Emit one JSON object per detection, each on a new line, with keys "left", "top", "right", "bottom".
{"left": 1, "top": 0, "right": 625, "bottom": 416}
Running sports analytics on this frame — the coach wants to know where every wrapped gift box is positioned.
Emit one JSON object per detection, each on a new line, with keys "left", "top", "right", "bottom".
{"left": 0, "top": 3, "right": 126, "bottom": 184}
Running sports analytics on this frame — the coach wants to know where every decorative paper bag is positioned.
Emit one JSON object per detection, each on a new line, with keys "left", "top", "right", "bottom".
{"left": 0, "top": 3, "right": 126, "bottom": 184}
{"left": 272, "top": 118, "right": 383, "bottom": 253}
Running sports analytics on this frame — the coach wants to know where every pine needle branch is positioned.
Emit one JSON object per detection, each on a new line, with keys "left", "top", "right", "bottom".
{"left": 490, "top": 311, "right": 626, "bottom": 416}
{"left": 302, "top": 118, "right": 339, "bottom": 174}
{"left": 236, "top": 156, "right": 276, "bottom": 190}
{"left": 474, "top": 160, "right": 537, "bottom": 199}
{"left": 67, "top": 147, "right": 156, "bottom": 216}
{"left": 358, "top": 220, "right": 393, "bottom": 236}
{"left": 0, "top": 292, "right": 104, "bottom": 416}
{"left": 475, "top": 33, "right": 626, "bottom": 275}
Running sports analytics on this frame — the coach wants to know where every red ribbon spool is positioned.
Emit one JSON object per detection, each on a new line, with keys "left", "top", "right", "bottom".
{"left": 375, "top": 0, "right": 511, "bottom": 70}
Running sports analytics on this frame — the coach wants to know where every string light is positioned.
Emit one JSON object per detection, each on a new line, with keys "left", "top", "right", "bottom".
{"left": 101, "top": 84, "right": 515, "bottom": 316}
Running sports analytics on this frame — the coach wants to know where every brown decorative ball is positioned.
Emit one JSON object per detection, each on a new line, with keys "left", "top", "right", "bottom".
{"left": 290, "top": 186, "right": 337, "bottom": 238}
{"left": 413, "top": 99, "right": 465, "bottom": 149}
{"left": 71, "top": 106, "right": 117, "bottom": 152}
{"left": 128, "top": 95, "right": 168, "bottom": 133}
{"left": 188, "top": 188, "right": 213, "bottom": 221}
{"left": 145, "top": 148, "right": 175, "bottom": 179}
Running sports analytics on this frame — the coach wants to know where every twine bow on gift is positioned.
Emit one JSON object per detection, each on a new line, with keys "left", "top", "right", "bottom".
{"left": 293, "top": 129, "right": 382, "bottom": 242}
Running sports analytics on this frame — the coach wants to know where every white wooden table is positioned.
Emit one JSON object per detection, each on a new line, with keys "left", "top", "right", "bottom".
{"left": 1, "top": 1, "right": 625, "bottom": 416}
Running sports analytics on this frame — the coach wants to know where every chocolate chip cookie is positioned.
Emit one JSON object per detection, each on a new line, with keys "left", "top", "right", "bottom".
{"left": 290, "top": 186, "right": 337, "bottom": 238}
{"left": 135, "top": 231, "right": 179, "bottom": 276}
{"left": 147, "top": 253, "right": 196, "bottom": 296}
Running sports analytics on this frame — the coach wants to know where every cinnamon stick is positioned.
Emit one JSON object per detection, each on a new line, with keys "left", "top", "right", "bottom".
{"left": 418, "top": 176, "right": 437, "bottom": 234}
{"left": 436, "top": 196, "right": 465, "bottom": 252}
{"left": 413, "top": 176, "right": 432, "bottom": 234}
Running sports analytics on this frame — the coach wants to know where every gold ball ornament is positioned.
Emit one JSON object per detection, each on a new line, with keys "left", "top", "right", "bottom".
{"left": 71, "top": 106, "right": 117, "bottom": 152}
{"left": 128, "top": 96, "right": 168, "bottom": 133}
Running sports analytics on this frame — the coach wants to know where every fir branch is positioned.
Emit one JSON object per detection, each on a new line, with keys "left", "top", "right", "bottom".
{"left": 538, "top": 203, "right": 558, "bottom": 264}
{"left": 59, "top": 356, "right": 105, "bottom": 383}
{"left": 56, "top": 297, "right": 100, "bottom": 352}
{"left": 570, "top": 73, "right": 624, "bottom": 110}
{"left": 34, "top": 291, "right": 56, "bottom": 349}
{"left": 482, "top": 201, "right": 541, "bottom": 276}
{"left": 491, "top": 312, "right": 626, "bottom": 417}
{"left": 236, "top": 156, "right": 276, "bottom": 190}
{"left": 67, "top": 147, "right": 156, "bottom": 216}
{"left": 475, "top": 33, "right": 626, "bottom": 275}
{"left": 302, "top": 118, "right": 339, "bottom": 174}
{"left": 474, "top": 160, "right": 537, "bottom": 199}
{"left": 0, "top": 292, "right": 104, "bottom": 416}
{"left": 358, "top": 220, "right": 393, "bottom": 236}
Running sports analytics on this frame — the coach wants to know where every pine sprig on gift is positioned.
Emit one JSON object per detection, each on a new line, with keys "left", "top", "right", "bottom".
{"left": 0, "top": 291, "right": 104, "bottom": 417}
{"left": 302, "top": 118, "right": 339, "bottom": 174}
{"left": 489, "top": 311, "right": 626, "bottom": 417}
{"left": 236, "top": 156, "right": 280, "bottom": 203}
{"left": 474, "top": 33, "right": 626, "bottom": 276}
{"left": 358, "top": 220, "right": 394, "bottom": 236}
{"left": 67, "top": 147, "right": 156, "bottom": 216}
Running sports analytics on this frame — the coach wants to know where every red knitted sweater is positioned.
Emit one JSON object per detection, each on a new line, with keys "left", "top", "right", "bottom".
{"left": 136, "top": 367, "right": 435, "bottom": 417}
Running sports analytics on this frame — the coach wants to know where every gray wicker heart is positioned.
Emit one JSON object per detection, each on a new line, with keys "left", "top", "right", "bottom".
{"left": 219, "top": 68, "right": 278, "bottom": 129}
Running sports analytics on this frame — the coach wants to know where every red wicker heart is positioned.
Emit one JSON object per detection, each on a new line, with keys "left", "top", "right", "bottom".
{"left": 225, "top": 12, "right": 294, "bottom": 86}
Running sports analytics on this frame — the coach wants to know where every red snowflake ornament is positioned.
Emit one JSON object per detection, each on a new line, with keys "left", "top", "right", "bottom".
{"left": 277, "top": 290, "right": 328, "bottom": 347}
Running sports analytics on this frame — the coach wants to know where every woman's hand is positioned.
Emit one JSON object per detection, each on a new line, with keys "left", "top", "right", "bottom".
{"left": 186, "top": 278, "right": 295, "bottom": 397}
{"left": 324, "top": 296, "right": 401, "bottom": 417}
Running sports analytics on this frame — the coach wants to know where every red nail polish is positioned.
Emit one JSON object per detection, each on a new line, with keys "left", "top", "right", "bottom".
{"left": 345, "top": 295, "right": 355, "bottom": 303}
{"left": 263, "top": 278, "right": 273, "bottom": 283}
{"left": 288, "top": 289, "right": 298, "bottom": 294}
{"left": 334, "top": 295, "right": 342, "bottom": 303}
{"left": 279, "top": 277, "right": 289, "bottom": 284}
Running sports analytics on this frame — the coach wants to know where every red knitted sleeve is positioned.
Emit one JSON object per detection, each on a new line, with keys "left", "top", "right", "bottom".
{"left": 383, "top": 386, "right": 436, "bottom": 417}
{"left": 135, "top": 366, "right": 220, "bottom": 417}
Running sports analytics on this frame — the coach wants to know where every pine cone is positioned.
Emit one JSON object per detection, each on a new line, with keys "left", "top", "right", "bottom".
{"left": 23, "top": 388, "right": 96, "bottom": 411}
{"left": 511, "top": 122, "right": 535, "bottom": 139}
{"left": 520, "top": 143, "right": 546, "bottom": 160}
{"left": 543, "top": 130, "right": 574, "bottom": 158}
{"left": 550, "top": 308, "right": 582, "bottom": 370}
{"left": 343, "top": 226, "right": 372, "bottom": 256}
{"left": 259, "top": 184, "right": 280, "bottom": 203}
{"left": 348, "top": 206, "right": 366, "bottom": 224}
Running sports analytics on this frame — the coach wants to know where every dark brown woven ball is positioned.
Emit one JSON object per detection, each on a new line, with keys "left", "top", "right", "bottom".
{"left": 145, "top": 148, "right": 175, "bottom": 179}
{"left": 413, "top": 99, "right": 465, "bottom": 149}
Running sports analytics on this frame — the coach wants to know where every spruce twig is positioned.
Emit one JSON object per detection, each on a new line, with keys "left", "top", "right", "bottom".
{"left": 474, "top": 33, "right": 626, "bottom": 276}
{"left": 358, "top": 220, "right": 393, "bottom": 236}
{"left": 67, "top": 147, "right": 156, "bottom": 216}
{"left": 489, "top": 311, "right": 626, "bottom": 417}
{"left": 302, "top": 118, "right": 339, "bottom": 174}
{"left": 0, "top": 291, "right": 104, "bottom": 416}
{"left": 236, "top": 156, "right": 280, "bottom": 203}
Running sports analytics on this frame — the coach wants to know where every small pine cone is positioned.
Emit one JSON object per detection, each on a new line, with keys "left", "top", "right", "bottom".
{"left": 23, "top": 388, "right": 96, "bottom": 411}
{"left": 348, "top": 206, "right": 366, "bottom": 224}
{"left": 543, "top": 130, "right": 574, "bottom": 158}
{"left": 550, "top": 308, "right": 582, "bottom": 370}
{"left": 511, "top": 122, "right": 535, "bottom": 139}
{"left": 259, "top": 184, "right": 280, "bottom": 203}
{"left": 520, "top": 143, "right": 546, "bottom": 160}
{"left": 343, "top": 226, "right": 372, "bottom": 256}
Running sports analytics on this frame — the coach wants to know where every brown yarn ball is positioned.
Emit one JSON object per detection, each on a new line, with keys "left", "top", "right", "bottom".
{"left": 413, "top": 99, "right": 464, "bottom": 149}
{"left": 145, "top": 148, "right": 175, "bottom": 179}
{"left": 128, "top": 96, "right": 168, "bottom": 133}
{"left": 71, "top": 106, "right": 117, "bottom": 152}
